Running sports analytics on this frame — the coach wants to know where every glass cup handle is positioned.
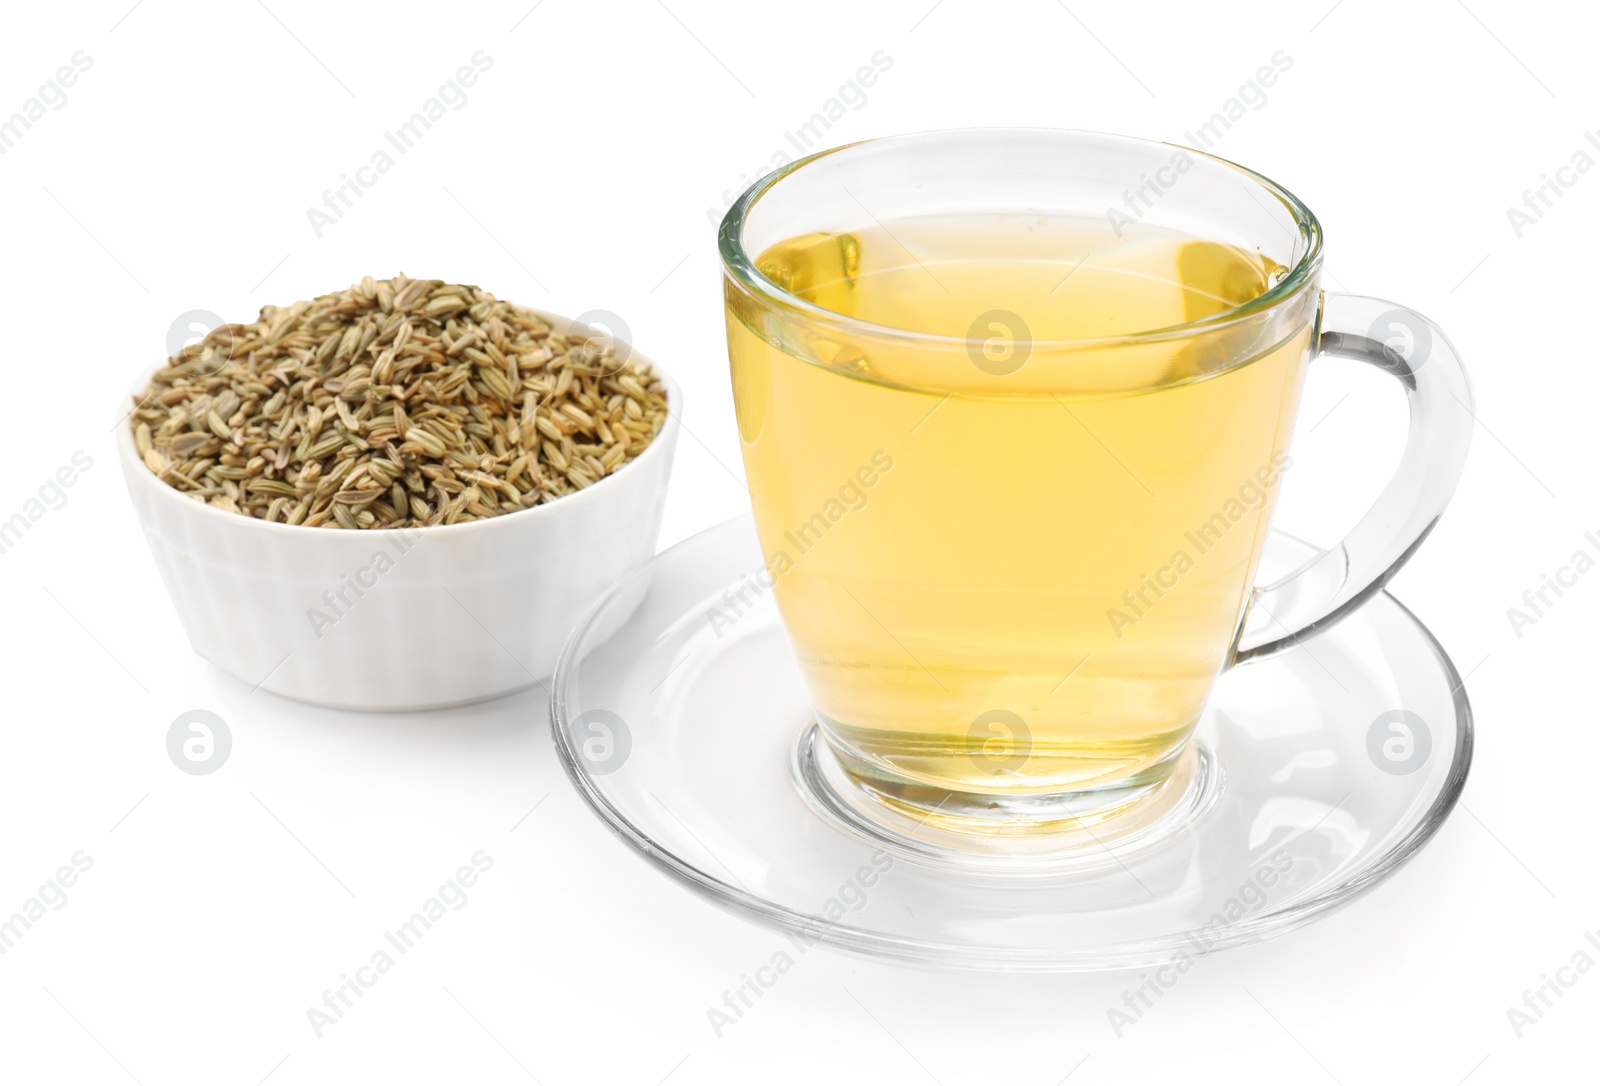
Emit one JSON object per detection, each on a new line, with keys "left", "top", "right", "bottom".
{"left": 1233, "top": 293, "right": 1474, "bottom": 663}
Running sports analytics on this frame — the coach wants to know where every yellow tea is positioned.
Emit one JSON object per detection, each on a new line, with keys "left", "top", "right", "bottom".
{"left": 727, "top": 213, "right": 1313, "bottom": 802}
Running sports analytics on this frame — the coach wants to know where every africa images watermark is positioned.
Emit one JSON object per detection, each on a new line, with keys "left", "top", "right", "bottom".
{"left": 704, "top": 50, "right": 895, "bottom": 227}
{"left": 705, "top": 450, "right": 895, "bottom": 637}
{"left": 1106, "top": 848, "right": 1293, "bottom": 1038}
{"left": 1105, "top": 50, "right": 1294, "bottom": 238}
{"left": 0, "top": 450, "right": 95, "bottom": 558}
{"left": 706, "top": 851, "right": 893, "bottom": 1038}
{"left": 305, "top": 850, "right": 494, "bottom": 1038}
{"left": 167, "top": 710, "right": 233, "bottom": 776}
{"left": 1504, "top": 528, "right": 1600, "bottom": 638}
{"left": 563, "top": 709, "right": 632, "bottom": 776}
{"left": 1106, "top": 451, "right": 1293, "bottom": 640}
{"left": 305, "top": 526, "right": 425, "bottom": 639}
{"left": 1505, "top": 927, "right": 1600, "bottom": 1038}
{"left": 1505, "top": 130, "right": 1600, "bottom": 239}
{"left": 0, "top": 50, "right": 93, "bottom": 156}
{"left": 305, "top": 50, "right": 495, "bottom": 238}
{"left": 0, "top": 851, "right": 94, "bottom": 957}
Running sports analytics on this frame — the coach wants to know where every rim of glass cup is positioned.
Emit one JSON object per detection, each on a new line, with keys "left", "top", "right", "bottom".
{"left": 717, "top": 127, "right": 1325, "bottom": 352}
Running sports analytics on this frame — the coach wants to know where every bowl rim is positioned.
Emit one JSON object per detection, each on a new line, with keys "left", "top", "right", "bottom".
{"left": 116, "top": 306, "right": 682, "bottom": 539}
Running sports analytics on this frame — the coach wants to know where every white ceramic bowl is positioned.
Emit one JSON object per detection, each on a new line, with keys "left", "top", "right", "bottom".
{"left": 119, "top": 313, "right": 680, "bottom": 711}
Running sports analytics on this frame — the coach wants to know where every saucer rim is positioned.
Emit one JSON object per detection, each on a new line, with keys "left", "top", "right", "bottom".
{"left": 549, "top": 515, "right": 1473, "bottom": 972}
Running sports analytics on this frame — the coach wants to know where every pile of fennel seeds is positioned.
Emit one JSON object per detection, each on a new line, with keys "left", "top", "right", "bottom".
{"left": 130, "top": 276, "right": 667, "bottom": 529}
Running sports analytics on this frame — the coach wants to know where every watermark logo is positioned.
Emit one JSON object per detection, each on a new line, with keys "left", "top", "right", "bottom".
{"left": 566, "top": 709, "right": 631, "bottom": 775}
{"left": 167, "top": 710, "right": 232, "bottom": 776}
{"left": 167, "top": 309, "right": 223, "bottom": 358}
{"left": 163, "top": 309, "right": 237, "bottom": 379}
{"left": 1365, "top": 308, "right": 1433, "bottom": 374}
{"left": 1365, "top": 710, "right": 1430, "bottom": 775}
{"left": 966, "top": 309, "right": 1032, "bottom": 376}
{"left": 569, "top": 308, "right": 635, "bottom": 374}
{"left": 967, "top": 710, "right": 1031, "bottom": 775}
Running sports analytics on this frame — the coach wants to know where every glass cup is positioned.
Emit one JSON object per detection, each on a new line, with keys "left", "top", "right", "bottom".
{"left": 719, "top": 129, "right": 1470, "bottom": 838}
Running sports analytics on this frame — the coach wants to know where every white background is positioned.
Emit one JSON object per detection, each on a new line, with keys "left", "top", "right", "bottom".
{"left": 0, "top": 0, "right": 1591, "bottom": 1082}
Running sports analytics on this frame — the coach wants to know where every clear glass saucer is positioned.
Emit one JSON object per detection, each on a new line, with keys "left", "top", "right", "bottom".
{"left": 550, "top": 517, "right": 1471, "bottom": 972}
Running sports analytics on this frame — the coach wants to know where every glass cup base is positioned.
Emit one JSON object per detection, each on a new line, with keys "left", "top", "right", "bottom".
{"left": 792, "top": 724, "right": 1220, "bottom": 875}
